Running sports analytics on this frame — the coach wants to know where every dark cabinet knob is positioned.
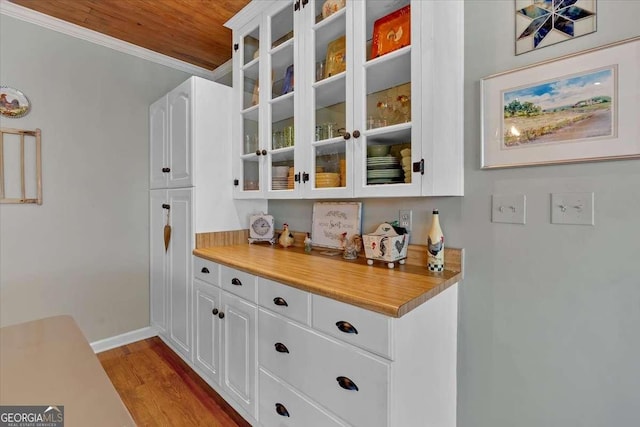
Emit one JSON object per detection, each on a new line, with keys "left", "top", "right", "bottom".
{"left": 162, "top": 167, "right": 170, "bottom": 173}
{"left": 294, "top": 0, "right": 300, "bottom": 11}
{"left": 302, "top": 172, "right": 309, "bottom": 183}
{"left": 274, "top": 343, "right": 289, "bottom": 353}
{"left": 352, "top": 130, "right": 361, "bottom": 138}
{"left": 273, "top": 297, "right": 288, "bottom": 307}
{"left": 212, "top": 308, "right": 218, "bottom": 315}
{"left": 336, "top": 321, "right": 358, "bottom": 334}
{"left": 218, "top": 312, "right": 225, "bottom": 319}
{"left": 201, "top": 267, "right": 209, "bottom": 274}
{"left": 231, "top": 278, "right": 242, "bottom": 286}
{"left": 301, "top": 0, "right": 308, "bottom": 6}
{"left": 256, "top": 150, "right": 261, "bottom": 156}
{"left": 275, "top": 403, "right": 290, "bottom": 417}
{"left": 337, "top": 376, "right": 359, "bottom": 391}
{"left": 343, "top": 132, "right": 351, "bottom": 140}
{"left": 261, "top": 149, "right": 268, "bottom": 155}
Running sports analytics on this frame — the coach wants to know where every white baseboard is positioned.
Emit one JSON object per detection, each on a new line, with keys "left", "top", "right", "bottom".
{"left": 91, "top": 326, "right": 158, "bottom": 353}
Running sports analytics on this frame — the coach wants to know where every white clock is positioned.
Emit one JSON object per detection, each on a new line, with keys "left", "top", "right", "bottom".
{"left": 249, "top": 214, "right": 275, "bottom": 243}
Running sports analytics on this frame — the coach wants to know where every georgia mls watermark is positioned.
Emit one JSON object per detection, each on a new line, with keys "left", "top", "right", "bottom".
{"left": 0, "top": 406, "right": 64, "bottom": 427}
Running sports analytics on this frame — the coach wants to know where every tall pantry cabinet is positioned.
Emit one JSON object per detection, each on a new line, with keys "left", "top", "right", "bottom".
{"left": 149, "top": 76, "right": 265, "bottom": 361}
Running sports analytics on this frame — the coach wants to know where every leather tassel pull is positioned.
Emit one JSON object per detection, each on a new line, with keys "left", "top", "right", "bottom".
{"left": 164, "top": 207, "right": 171, "bottom": 252}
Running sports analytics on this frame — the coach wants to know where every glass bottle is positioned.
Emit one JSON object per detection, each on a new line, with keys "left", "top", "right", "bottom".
{"left": 427, "top": 209, "right": 445, "bottom": 272}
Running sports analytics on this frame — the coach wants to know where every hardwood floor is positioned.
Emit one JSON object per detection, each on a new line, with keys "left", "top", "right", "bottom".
{"left": 98, "top": 337, "right": 250, "bottom": 427}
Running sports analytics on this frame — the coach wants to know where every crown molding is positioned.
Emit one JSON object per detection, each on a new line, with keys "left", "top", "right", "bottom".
{"left": 225, "top": 0, "right": 283, "bottom": 29}
{"left": 0, "top": 0, "right": 219, "bottom": 80}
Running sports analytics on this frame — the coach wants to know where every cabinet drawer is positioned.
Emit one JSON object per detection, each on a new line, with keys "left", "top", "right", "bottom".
{"left": 312, "top": 294, "right": 392, "bottom": 359}
{"left": 221, "top": 266, "right": 257, "bottom": 303}
{"left": 258, "top": 278, "right": 310, "bottom": 325}
{"left": 259, "top": 368, "right": 346, "bottom": 427}
{"left": 193, "top": 257, "right": 219, "bottom": 286}
{"left": 259, "top": 309, "right": 389, "bottom": 427}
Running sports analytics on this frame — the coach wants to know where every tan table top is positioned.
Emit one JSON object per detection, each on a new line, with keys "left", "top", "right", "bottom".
{"left": 0, "top": 315, "right": 135, "bottom": 427}
{"left": 193, "top": 244, "right": 462, "bottom": 317}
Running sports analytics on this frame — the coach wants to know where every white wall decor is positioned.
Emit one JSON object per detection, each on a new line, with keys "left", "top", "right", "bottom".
{"left": 516, "top": 0, "right": 597, "bottom": 55}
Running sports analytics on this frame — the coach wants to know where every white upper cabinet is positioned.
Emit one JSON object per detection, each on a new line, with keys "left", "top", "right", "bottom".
{"left": 150, "top": 78, "right": 193, "bottom": 189}
{"left": 227, "top": 0, "right": 463, "bottom": 199}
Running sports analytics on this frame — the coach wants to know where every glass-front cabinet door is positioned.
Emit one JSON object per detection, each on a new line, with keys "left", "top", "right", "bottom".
{"left": 266, "top": 1, "right": 299, "bottom": 198}
{"left": 300, "top": 0, "right": 352, "bottom": 198}
{"left": 233, "top": 15, "right": 263, "bottom": 198}
{"left": 352, "top": 0, "right": 421, "bottom": 197}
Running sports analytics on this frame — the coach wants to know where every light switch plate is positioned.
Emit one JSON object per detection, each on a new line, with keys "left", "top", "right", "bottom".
{"left": 492, "top": 194, "right": 526, "bottom": 224}
{"left": 551, "top": 192, "right": 594, "bottom": 225}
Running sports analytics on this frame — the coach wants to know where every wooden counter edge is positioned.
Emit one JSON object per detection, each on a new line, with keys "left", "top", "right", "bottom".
{"left": 192, "top": 245, "right": 463, "bottom": 318}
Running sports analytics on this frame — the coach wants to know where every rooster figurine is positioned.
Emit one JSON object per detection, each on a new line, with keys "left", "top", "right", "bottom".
{"left": 279, "top": 223, "right": 295, "bottom": 248}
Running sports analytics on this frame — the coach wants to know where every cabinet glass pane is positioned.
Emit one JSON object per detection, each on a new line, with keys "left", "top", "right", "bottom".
{"left": 242, "top": 115, "right": 259, "bottom": 155}
{"left": 365, "top": 1, "right": 410, "bottom": 61}
{"left": 242, "top": 158, "right": 260, "bottom": 191}
{"left": 270, "top": 150, "right": 295, "bottom": 192}
{"left": 270, "top": 4, "right": 294, "bottom": 101}
{"left": 243, "top": 29, "right": 260, "bottom": 66}
{"left": 365, "top": 127, "right": 412, "bottom": 186}
{"left": 365, "top": 82, "right": 411, "bottom": 129}
{"left": 313, "top": 142, "right": 346, "bottom": 189}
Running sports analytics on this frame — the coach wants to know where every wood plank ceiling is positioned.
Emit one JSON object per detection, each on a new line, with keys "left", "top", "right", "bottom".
{"left": 9, "top": 0, "right": 252, "bottom": 70}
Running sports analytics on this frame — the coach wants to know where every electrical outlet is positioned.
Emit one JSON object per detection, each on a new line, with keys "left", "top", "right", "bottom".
{"left": 399, "top": 209, "right": 412, "bottom": 231}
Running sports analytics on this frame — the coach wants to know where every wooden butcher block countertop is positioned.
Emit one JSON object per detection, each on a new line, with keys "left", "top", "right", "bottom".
{"left": 193, "top": 244, "right": 463, "bottom": 318}
{"left": 0, "top": 315, "right": 135, "bottom": 427}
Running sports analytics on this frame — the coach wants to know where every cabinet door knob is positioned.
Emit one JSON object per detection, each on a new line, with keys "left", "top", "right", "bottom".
{"left": 336, "top": 376, "right": 359, "bottom": 391}
{"left": 302, "top": 172, "right": 309, "bottom": 183}
{"left": 336, "top": 321, "right": 358, "bottom": 334}
{"left": 162, "top": 167, "right": 171, "bottom": 173}
{"left": 342, "top": 132, "right": 351, "bottom": 140}
{"left": 231, "top": 278, "right": 242, "bottom": 286}
{"left": 218, "top": 312, "right": 225, "bottom": 319}
{"left": 275, "top": 403, "right": 290, "bottom": 417}
{"left": 256, "top": 150, "right": 261, "bottom": 156}
{"left": 201, "top": 267, "right": 209, "bottom": 274}
{"left": 352, "top": 130, "right": 361, "bottom": 138}
{"left": 274, "top": 342, "right": 289, "bottom": 353}
{"left": 301, "top": 0, "right": 308, "bottom": 6}
{"left": 273, "top": 297, "right": 288, "bottom": 307}
{"left": 261, "top": 149, "right": 268, "bottom": 156}
{"left": 212, "top": 308, "right": 218, "bottom": 315}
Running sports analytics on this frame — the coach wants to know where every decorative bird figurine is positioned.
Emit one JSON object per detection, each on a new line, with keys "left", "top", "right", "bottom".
{"left": 428, "top": 236, "right": 444, "bottom": 256}
{"left": 279, "top": 223, "right": 295, "bottom": 248}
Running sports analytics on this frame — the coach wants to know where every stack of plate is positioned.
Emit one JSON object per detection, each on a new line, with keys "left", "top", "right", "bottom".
{"left": 400, "top": 148, "right": 411, "bottom": 183}
{"left": 272, "top": 176, "right": 288, "bottom": 190}
{"left": 316, "top": 172, "right": 340, "bottom": 188}
{"left": 366, "top": 156, "right": 402, "bottom": 184}
{"left": 287, "top": 167, "right": 295, "bottom": 189}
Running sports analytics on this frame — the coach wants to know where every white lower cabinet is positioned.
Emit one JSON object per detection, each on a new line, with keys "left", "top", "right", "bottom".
{"left": 192, "top": 256, "right": 458, "bottom": 427}
{"left": 259, "top": 368, "right": 346, "bottom": 427}
{"left": 192, "top": 267, "right": 258, "bottom": 423}
{"left": 258, "top": 308, "right": 389, "bottom": 427}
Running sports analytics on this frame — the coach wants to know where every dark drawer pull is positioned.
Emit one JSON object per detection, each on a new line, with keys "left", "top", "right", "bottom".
{"left": 231, "top": 278, "right": 242, "bottom": 286}
{"left": 201, "top": 267, "right": 210, "bottom": 274}
{"left": 162, "top": 167, "right": 171, "bottom": 173}
{"left": 275, "top": 403, "right": 290, "bottom": 417}
{"left": 212, "top": 308, "right": 218, "bottom": 315}
{"left": 273, "top": 297, "right": 288, "bottom": 307}
{"left": 218, "top": 312, "right": 225, "bottom": 319}
{"left": 337, "top": 376, "right": 359, "bottom": 391}
{"left": 274, "top": 342, "right": 289, "bottom": 353}
{"left": 336, "top": 321, "right": 358, "bottom": 334}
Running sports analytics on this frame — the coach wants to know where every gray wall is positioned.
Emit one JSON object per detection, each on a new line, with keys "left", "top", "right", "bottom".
{"left": 269, "top": 1, "right": 640, "bottom": 425}
{"left": 0, "top": 15, "right": 190, "bottom": 341}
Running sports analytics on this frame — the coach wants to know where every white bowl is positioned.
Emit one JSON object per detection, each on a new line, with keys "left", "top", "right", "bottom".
{"left": 272, "top": 166, "right": 289, "bottom": 177}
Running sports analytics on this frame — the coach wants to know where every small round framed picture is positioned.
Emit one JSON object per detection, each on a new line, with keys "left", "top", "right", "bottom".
{"left": 0, "top": 86, "right": 31, "bottom": 118}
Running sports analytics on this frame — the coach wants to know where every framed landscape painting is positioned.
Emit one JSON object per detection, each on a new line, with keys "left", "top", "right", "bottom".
{"left": 481, "top": 37, "right": 640, "bottom": 168}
